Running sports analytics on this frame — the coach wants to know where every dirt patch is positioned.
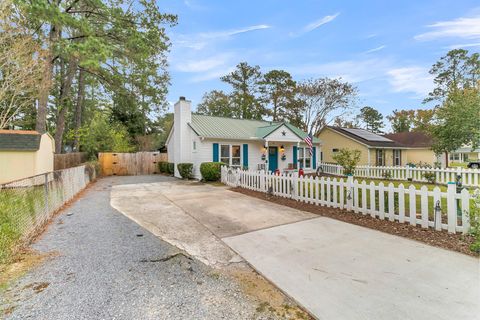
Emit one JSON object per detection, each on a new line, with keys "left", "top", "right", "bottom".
{"left": 32, "top": 282, "right": 50, "bottom": 293}
{"left": 231, "top": 187, "right": 478, "bottom": 257}
{"left": 225, "top": 264, "right": 313, "bottom": 320}
{"left": 0, "top": 249, "right": 56, "bottom": 291}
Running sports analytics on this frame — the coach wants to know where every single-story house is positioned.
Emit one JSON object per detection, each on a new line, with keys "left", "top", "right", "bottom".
{"left": 447, "top": 145, "right": 480, "bottom": 164}
{"left": 318, "top": 126, "right": 443, "bottom": 167}
{"left": 166, "top": 97, "right": 321, "bottom": 179}
{"left": 0, "top": 130, "right": 55, "bottom": 184}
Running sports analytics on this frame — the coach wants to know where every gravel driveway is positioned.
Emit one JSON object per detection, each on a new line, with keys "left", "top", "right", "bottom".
{"left": 1, "top": 176, "right": 285, "bottom": 320}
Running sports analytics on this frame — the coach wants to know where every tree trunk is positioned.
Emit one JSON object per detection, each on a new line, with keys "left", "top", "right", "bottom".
{"left": 73, "top": 69, "right": 85, "bottom": 151}
{"left": 35, "top": 26, "right": 57, "bottom": 133}
{"left": 54, "top": 59, "right": 78, "bottom": 153}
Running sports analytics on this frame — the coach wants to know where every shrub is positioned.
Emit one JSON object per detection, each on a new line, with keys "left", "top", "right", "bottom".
{"left": 177, "top": 163, "right": 193, "bottom": 179}
{"left": 200, "top": 162, "right": 223, "bottom": 181}
{"left": 422, "top": 171, "right": 436, "bottom": 184}
{"left": 469, "top": 189, "right": 480, "bottom": 253}
{"left": 382, "top": 171, "right": 392, "bottom": 179}
{"left": 332, "top": 148, "right": 361, "bottom": 176}
{"left": 158, "top": 161, "right": 168, "bottom": 173}
{"left": 167, "top": 162, "right": 175, "bottom": 175}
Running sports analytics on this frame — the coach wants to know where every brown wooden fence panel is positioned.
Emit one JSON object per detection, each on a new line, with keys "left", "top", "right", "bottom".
{"left": 54, "top": 152, "right": 88, "bottom": 170}
{"left": 99, "top": 152, "right": 166, "bottom": 176}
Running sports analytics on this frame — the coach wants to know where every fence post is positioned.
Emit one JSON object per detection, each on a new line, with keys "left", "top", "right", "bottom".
{"left": 346, "top": 175, "right": 353, "bottom": 211}
{"left": 447, "top": 182, "right": 456, "bottom": 233}
{"left": 44, "top": 173, "right": 49, "bottom": 216}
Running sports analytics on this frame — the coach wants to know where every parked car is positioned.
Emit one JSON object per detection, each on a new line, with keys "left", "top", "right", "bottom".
{"left": 467, "top": 161, "right": 480, "bottom": 169}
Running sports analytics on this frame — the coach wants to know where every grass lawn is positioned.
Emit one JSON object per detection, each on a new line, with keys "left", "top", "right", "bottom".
{"left": 280, "top": 175, "right": 474, "bottom": 221}
{"left": 0, "top": 186, "right": 45, "bottom": 264}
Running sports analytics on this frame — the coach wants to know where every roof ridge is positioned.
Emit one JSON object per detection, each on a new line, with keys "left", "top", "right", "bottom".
{"left": 192, "top": 113, "right": 270, "bottom": 123}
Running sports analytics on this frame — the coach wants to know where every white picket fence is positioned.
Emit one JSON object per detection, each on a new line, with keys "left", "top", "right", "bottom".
{"left": 319, "top": 162, "right": 480, "bottom": 187}
{"left": 221, "top": 167, "right": 475, "bottom": 234}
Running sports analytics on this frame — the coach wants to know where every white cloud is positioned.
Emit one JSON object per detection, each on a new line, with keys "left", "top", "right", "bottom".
{"left": 289, "top": 58, "right": 392, "bottom": 83}
{"left": 303, "top": 13, "right": 340, "bottom": 33}
{"left": 201, "top": 25, "right": 271, "bottom": 38}
{"left": 175, "top": 54, "right": 232, "bottom": 72}
{"left": 175, "top": 24, "right": 271, "bottom": 50}
{"left": 446, "top": 42, "right": 480, "bottom": 49}
{"left": 387, "top": 67, "right": 434, "bottom": 97}
{"left": 415, "top": 15, "right": 480, "bottom": 41}
{"left": 190, "top": 67, "right": 235, "bottom": 82}
{"left": 290, "top": 13, "right": 340, "bottom": 37}
{"left": 363, "top": 45, "right": 386, "bottom": 54}
{"left": 184, "top": 0, "right": 207, "bottom": 10}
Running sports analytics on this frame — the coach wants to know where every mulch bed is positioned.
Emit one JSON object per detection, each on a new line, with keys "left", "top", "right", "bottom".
{"left": 231, "top": 187, "right": 478, "bottom": 257}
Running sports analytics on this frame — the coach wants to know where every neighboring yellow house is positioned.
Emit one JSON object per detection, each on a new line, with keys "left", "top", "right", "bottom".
{"left": 0, "top": 130, "right": 55, "bottom": 184}
{"left": 318, "top": 126, "right": 441, "bottom": 167}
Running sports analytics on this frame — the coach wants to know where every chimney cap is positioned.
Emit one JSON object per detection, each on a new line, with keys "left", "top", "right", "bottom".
{"left": 179, "top": 96, "right": 186, "bottom": 101}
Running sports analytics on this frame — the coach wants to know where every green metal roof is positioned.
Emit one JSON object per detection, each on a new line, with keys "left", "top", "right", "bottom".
{"left": 190, "top": 114, "right": 319, "bottom": 143}
{"left": 0, "top": 131, "right": 41, "bottom": 151}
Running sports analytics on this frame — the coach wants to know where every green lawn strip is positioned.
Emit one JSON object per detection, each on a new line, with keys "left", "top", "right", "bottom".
{"left": 273, "top": 178, "right": 472, "bottom": 222}
{"left": 0, "top": 186, "right": 46, "bottom": 264}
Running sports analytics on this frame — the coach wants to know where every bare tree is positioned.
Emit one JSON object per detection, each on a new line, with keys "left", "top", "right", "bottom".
{"left": 0, "top": 1, "right": 45, "bottom": 129}
{"left": 297, "top": 78, "right": 357, "bottom": 135}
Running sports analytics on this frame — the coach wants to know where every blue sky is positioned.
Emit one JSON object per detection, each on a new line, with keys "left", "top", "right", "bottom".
{"left": 161, "top": 0, "right": 480, "bottom": 121}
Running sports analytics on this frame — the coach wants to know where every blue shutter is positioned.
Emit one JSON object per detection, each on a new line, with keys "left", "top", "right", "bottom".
{"left": 213, "top": 143, "right": 219, "bottom": 162}
{"left": 243, "top": 144, "right": 249, "bottom": 168}
{"left": 312, "top": 147, "right": 317, "bottom": 169}
{"left": 293, "top": 146, "right": 297, "bottom": 168}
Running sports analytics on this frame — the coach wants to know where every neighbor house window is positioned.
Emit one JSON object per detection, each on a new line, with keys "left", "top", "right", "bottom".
{"left": 393, "top": 149, "right": 401, "bottom": 166}
{"left": 332, "top": 148, "right": 339, "bottom": 153}
{"left": 221, "top": 144, "right": 241, "bottom": 167}
{"left": 298, "top": 147, "right": 312, "bottom": 169}
{"left": 376, "top": 149, "right": 385, "bottom": 166}
{"left": 449, "top": 153, "right": 462, "bottom": 162}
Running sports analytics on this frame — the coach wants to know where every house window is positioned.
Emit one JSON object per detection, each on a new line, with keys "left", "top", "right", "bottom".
{"left": 393, "top": 149, "right": 401, "bottom": 166}
{"left": 332, "top": 148, "right": 339, "bottom": 153}
{"left": 220, "top": 144, "right": 241, "bottom": 167}
{"left": 192, "top": 141, "right": 197, "bottom": 151}
{"left": 298, "top": 147, "right": 312, "bottom": 169}
{"left": 449, "top": 153, "right": 462, "bottom": 162}
{"left": 376, "top": 149, "right": 385, "bottom": 166}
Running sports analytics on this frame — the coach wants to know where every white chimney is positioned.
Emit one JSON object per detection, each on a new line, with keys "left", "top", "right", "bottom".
{"left": 173, "top": 96, "right": 192, "bottom": 177}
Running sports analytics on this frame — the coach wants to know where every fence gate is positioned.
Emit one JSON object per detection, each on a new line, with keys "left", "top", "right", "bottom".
{"left": 99, "top": 152, "right": 167, "bottom": 176}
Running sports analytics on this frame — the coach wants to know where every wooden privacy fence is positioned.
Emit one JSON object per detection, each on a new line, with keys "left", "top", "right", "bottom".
{"left": 99, "top": 152, "right": 167, "bottom": 176}
{"left": 319, "top": 162, "right": 480, "bottom": 187}
{"left": 54, "top": 152, "right": 88, "bottom": 170}
{"left": 221, "top": 167, "right": 477, "bottom": 234}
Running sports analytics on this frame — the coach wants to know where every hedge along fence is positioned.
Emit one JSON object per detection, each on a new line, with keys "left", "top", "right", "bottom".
{"left": 221, "top": 167, "right": 475, "bottom": 234}
{"left": 319, "top": 162, "right": 480, "bottom": 187}
{"left": 0, "top": 164, "right": 98, "bottom": 263}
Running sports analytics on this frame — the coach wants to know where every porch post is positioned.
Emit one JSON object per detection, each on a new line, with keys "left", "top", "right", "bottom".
{"left": 296, "top": 141, "right": 300, "bottom": 170}
{"left": 265, "top": 140, "right": 269, "bottom": 171}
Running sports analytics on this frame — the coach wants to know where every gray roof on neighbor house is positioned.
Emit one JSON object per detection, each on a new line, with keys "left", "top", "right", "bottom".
{"left": 189, "top": 114, "right": 320, "bottom": 143}
{"left": 0, "top": 130, "right": 41, "bottom": 151}
{"left": 326, "top": 126, "right": 405, "bottom": 148}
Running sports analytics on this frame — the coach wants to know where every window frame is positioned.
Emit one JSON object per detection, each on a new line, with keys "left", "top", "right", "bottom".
{"left": 393, "top": 149, "right": 401, "bottom": 166}
{"left": 376, "top": 149, "right": 385, "bottom": 166}
{"left": 298, "top": 147, "right": 312, "bottom": 169}
{"left": 220, "top": 144, "right": 242, "bottom": 168}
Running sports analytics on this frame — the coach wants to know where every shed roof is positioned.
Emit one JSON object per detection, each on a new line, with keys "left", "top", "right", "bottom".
{"left": 189, "top": 114, "right": 320, "bottom": 143}
{"left": 0, "top": 130, "right": 41, "bottom": 151}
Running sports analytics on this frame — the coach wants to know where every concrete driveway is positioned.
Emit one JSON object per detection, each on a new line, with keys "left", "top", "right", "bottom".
{"left": 110, "top": 181, "right": 316, "bottom": 266}
{"left": 111, "top": 179, "right": 479, "bottom": 320}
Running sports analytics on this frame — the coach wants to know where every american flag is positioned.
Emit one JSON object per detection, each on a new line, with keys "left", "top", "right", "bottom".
{"left": 304, "top": 132, "right": 313, "bottom": 155}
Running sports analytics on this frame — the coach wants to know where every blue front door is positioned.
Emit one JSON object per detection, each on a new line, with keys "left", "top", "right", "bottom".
{"left": 268, "top": 147, "right": 278, "bottom": 172}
